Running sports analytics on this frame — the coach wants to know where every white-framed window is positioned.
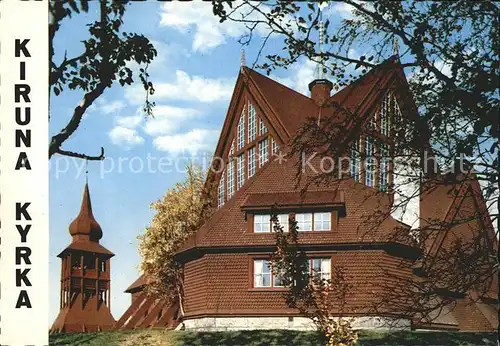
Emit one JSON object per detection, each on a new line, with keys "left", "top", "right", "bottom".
{"left": 380, "top": 92, "right": 390, "bottom": 136}
{"left": 379, "top": 143, "right": 389, "bottom": 192}
{"left": 296, "top": 213, "right": 312, "bottom": 231}
{"left": 229, "top": 139, "right": 235, "bottom": 158}
{"left": 272, "top": 214, "right": 289, "bottom": 232}
{"left": 259, "top": 138, "right": 269, "bottom": 167}
{"left": 253, "top": 259, "right": 284, "bottom": 288}
{"left": 314, "top": 212, "right": 331, "bottom": 231}
{"left": 237, "top": 108, "right": 246, "bottom": 150}
{"left": 259, "top": 118, "right": 268, "bottom": 135}
{"left": 308, "top": 258, "right": 331, "bottom": 282}
{"left": 227, "top": 159, "right": 235, "bottom": 198}
{"left": 350, "top": 137, "right": 360, "bottom": 182}
{"left": 369, "top": 113, "right": 377, "bottom": 130}
{"left": 248, "top": 146, "right": 256, "bottom": 178}
{"left": 271, "top": 137, "right": 279, "bottom": 156}
{"left": 365, "top": 136, "right": 375, "bottom": 187}
{"left": 237, "top": 153, "right": 245, "bottom": 189}
{"left": 254, "top": 214, "right": 271, "bottom": 233}
{"left": 254, "top": 259, "right": 271, "bottom": 287}
{"left": 248, "top": 103, "right": 257, "bottom": 142}
{"left": 218, "top": 171, "right": 225, "bottom": 208}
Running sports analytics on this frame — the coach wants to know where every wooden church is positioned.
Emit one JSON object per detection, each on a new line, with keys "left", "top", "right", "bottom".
{"left": 50, "top": 182, "right": 115, "bottom": 333}
{"left": 117, "top": 54, "right": 497, "bottom": 332}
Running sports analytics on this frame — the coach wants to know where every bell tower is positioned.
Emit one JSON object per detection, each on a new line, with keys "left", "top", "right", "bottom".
{"left": 50, "top": 181, "right": 115, "bottom": 333}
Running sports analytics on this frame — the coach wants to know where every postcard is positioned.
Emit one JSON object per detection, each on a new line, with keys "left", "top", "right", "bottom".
{"left": 0, "top": 1, "right": 497, "bottom": 345}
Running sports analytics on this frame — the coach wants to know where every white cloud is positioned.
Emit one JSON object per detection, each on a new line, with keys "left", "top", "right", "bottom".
{"left": 125, "top": 70, "right": 234, "bottom": 104}
{"left": 116, "top": 115, "right": 143, "bottom": 129}
{"left": 143, "top": 105, "right": 201, "bottom": 136}
{"left": 153, "top": 129, "right": 219, "bottom": 155}
{"left": 159, "top": 2, "right": 294, "bottom": 52}
{"left": 101, "top": 100, "right": 126, "bottom": 115}
{"left": 274, "top": 59, "right": 317, "bottom": 96}
{"left": 108, "top": 126, "right": 144, "bottom": 149}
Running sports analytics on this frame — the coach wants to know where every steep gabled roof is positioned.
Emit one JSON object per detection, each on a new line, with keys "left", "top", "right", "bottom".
{"left": 181, "top": 57, "right": 414, "bottom": 255}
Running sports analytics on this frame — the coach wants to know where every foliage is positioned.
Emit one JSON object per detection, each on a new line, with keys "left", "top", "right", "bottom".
{"left": 270, "top": 213, "right": 358, "bottom": 346}
{"left": 211, "top": 0, "right": 499, "bottom": 326}
{"left": 49, "top": 0, "right": 157, "bottom": 160}
{"left": 48, "top": 329, "right": 498, "bottom": 346}
{"left": 138, "top": 163, "right": 214, "bottom": 316}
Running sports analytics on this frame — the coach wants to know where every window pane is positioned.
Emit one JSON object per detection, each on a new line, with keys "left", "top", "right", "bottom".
{"left": 296, "top": 213, "right": 312, "bottom": 231}
{"left": 254, "top": 259, "right": 271, "bottom": 287}
{"left": 217, "top": 171, "right": 225, "bottom": 208}
{"left": 365, "top": 137, "right": 375, "bottom": 187}
{"left": 350, "top": 138, "right": 360, "bottom": 182}
{"left": 314, "top": 212, "right": 331, "bottom": 231}
{"left": 227, "top": 160, "right": 234, "bottom": 198}
{"left": 254, "top": 214, "right": 271, "bottom": 233}
{"left": 248, "top": 146, "right": 256, "bottom": 178}
{"left": 248, "top": 103, "right": 257, "bottom": 142}
{"left": 379, "top": 143, "right": 389, "bottom": 192}
{"left": 273, "top": 214, "right": 289, "bottom": 232}
{"left": 237, "top": 109, "right": 245, "bottom": 150}
{"left": 259, "top": 118, "right": 268, "bottom": 135}
{"left": 237, "top": 153, "right": 245, "bottom": 189}
{"left": 271, "top": 137, "right": 279, "bottom": 156}
{"left": 259, "top": 138, "right": 268, "bottom": 167}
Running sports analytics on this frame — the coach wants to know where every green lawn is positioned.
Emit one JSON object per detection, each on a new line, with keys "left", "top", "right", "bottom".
{"left": 49, "top": 329, "right": 498, "bottom": 346}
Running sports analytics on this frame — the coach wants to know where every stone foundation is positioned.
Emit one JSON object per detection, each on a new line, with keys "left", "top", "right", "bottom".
{"left": 180, "top": 316, "right": 411, "bottom": 331}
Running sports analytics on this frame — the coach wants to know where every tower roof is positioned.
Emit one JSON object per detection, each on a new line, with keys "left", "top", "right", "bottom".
{"left": 69, "top": 182, "right": 103, "bottom": 242}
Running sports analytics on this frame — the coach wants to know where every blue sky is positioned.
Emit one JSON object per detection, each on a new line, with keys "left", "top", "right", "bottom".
{"left": 48, "top": 1, "right": 333, "bottom": 323}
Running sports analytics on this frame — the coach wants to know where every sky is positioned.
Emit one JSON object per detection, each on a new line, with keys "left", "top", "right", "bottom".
{"left": 48, "top": 1, "right": 349, "bottom": 324}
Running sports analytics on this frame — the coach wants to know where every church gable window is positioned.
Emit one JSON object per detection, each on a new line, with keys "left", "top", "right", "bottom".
{"left": 248, "top": 103, "right": 257, "bottom": 142}
{"left": 218, "top": 171, "right": 225, "bottom": 208}
{"left": 350, "top": 137, "right": 360, "bottom": 182}
{"left": 248, "top": 146, "right": 256, "bottom": 178}
{"left": 259, "top": 138, "right": 269, "bottom": 167}
{"left": 259, "top": 117, "right": 268, "bottom": 135}
{"left": 379, "top": 143, "right": 390, "bottom": 192}
{"left": 364, "top": 137, "right": 375, "bottom": 187}
{"left": 227, "top": 159, "right": 235, "bottom": 198}
{"left": 271, "top": 137, "right": 279, "bottom": 156}
{"left": 237, "top": 153, "right": 245, "bottom": 189}
{"left": 237, "top": 108, "right": 246, "bottom": 150}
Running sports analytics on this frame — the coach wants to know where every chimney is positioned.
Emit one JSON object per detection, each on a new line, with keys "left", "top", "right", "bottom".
{"left": 309, "top": 79, "right": 333, "bottom": 106}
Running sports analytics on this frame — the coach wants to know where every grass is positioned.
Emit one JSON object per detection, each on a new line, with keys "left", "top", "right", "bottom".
{"left": 50, "top": 329, "right": 498, "bottom": 346}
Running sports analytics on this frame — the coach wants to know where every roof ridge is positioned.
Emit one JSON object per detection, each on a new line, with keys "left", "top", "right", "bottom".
{"left": 243, "top": 66, "right": 315, "bottom": 103}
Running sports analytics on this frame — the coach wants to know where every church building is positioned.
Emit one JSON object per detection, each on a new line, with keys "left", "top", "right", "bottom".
{"left": 118, "top": 55, "right": 497, "bottom": 332}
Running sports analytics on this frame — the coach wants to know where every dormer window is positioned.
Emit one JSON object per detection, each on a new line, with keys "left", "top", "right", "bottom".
{"left": 295, "top": 213, "right": 312, "bottom": 231}
{"left": 254, "top": 214, "right": 271, "bottom": 233}
{"left": 252, "top": 212, "right": 333, "bottom": 233}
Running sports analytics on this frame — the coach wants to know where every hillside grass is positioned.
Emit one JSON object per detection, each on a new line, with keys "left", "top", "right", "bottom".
{"left": 49, "top": 329, "right": 498, "bottom": 346}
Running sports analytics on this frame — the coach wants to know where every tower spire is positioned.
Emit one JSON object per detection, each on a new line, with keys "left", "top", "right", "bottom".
{"left": 309, "top": 2, "right": 333, "bottom": 106}
{"left": 392, "top": 36, "right": 399, "bottom": 56}
{"left": 240, "top": 48, "right": 246, "bottom": 68}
